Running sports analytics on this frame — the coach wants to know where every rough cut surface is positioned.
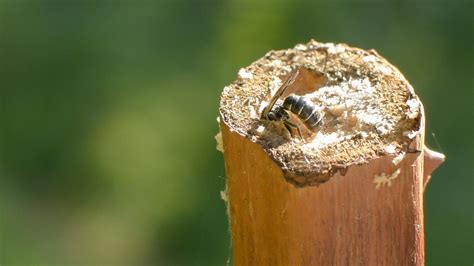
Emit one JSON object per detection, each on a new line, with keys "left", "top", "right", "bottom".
{"left": 219, "top": 40, "right": 422, "bottom": 186}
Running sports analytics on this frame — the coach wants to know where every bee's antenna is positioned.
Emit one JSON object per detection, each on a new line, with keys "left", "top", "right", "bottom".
{"left": 322, "top": 48, "right": 329, "bottom": 73}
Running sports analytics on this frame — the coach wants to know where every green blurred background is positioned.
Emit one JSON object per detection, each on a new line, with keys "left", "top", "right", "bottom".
{"left": 0, "top": 0, "right": 472, "bottom": 265}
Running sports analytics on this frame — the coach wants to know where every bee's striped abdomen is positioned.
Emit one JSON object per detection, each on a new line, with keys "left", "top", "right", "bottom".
{"left": 283, "top": 94, "right": 323, "bottom": 130}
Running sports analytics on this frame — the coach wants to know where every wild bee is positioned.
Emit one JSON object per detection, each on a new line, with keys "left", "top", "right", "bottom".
{"left": 260, "top": 68, "right": 324, "bottom": 140}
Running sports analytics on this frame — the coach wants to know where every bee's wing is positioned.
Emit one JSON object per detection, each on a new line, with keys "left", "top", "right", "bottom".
{"left": 260, "top": 68, "right": 299, "bottom": 119}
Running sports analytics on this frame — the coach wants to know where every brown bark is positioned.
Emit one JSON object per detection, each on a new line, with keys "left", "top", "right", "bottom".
{"left": 222, "top": 119, "right": 426, "bottom": 265}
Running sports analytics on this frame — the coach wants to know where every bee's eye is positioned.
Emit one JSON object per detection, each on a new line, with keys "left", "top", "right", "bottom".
{"left": 267, "top": 112, "right": 276, "bottom": 120}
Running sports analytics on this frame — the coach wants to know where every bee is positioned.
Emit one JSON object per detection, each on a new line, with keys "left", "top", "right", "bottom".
{"left": 260, "top": 68, "right": 324, "bottom": 140}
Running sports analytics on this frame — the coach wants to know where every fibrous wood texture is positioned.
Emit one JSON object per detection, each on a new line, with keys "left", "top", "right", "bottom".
{"left": 218, "top": 40, "right": 444, "bottom": 265}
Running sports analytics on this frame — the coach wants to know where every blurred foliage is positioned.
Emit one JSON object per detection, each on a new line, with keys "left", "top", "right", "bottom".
{"left": 0, "top": 0, "right": 472, "bottom": 265}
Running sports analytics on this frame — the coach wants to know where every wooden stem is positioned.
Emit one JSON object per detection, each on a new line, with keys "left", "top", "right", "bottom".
{"left": 218, "top": 40, "right": 445, "bottom": 265}
{"left": 221, "top": 119, "right": 427, "bottom": 265}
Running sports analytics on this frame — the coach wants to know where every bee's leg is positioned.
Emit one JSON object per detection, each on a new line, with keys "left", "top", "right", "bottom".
{"left": 283, "top": 120, "right": 304, "bottom": 141}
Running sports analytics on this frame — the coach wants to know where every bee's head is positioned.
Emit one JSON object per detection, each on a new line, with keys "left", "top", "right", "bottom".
{"left": 266, "top": 105, "right": 288, "bottom": 121}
